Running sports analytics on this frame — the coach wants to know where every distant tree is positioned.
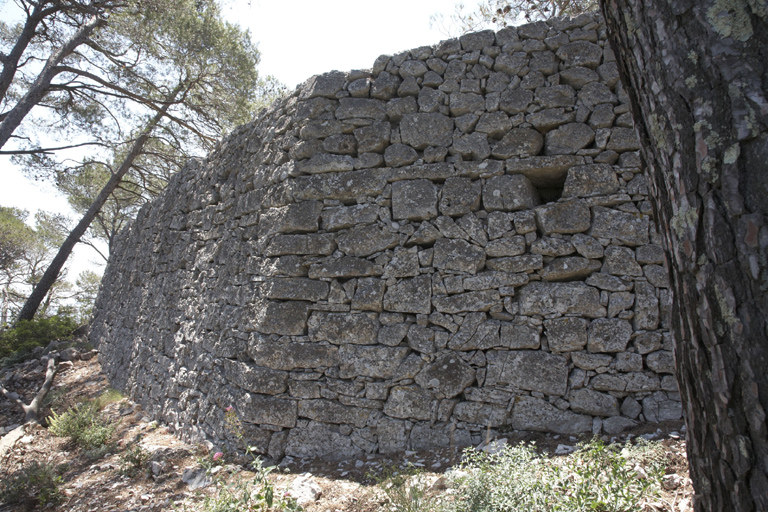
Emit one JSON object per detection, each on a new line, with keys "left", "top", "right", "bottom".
{"left": 5, "top": 0, "right": 285, "bottom": 321}
{"left": 431, "top": 0, "right": 598, "bottom": 35}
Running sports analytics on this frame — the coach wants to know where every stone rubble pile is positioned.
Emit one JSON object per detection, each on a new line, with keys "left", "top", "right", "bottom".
{"left": 92, "top": 12, "right": 681, "bottom": 461}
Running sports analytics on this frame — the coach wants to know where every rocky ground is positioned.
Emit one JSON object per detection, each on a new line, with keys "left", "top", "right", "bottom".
{"left": 1, "top": 351, "right": 693, "bottom": 512}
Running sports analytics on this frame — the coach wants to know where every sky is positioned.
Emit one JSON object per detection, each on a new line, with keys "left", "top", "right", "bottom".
{"left": 0, "top": 0, "right": 467, "bottom": 280}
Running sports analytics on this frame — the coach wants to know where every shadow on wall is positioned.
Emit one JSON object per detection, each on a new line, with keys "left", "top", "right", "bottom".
{"left": 91, "top": 11, "right": 680, "bottom": 461}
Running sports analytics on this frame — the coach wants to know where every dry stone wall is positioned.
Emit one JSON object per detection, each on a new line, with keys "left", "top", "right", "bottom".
{"left": 91, "top": 12, "right": 681, "bottom": 461}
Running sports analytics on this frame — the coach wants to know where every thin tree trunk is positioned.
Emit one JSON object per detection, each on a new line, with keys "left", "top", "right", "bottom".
{"left": 15, "top": 102, "right": 172, "bottom": 322}
{"left": 0, "top": 13, "right": 103, "bottom": 150}
{"left": 600, "top": 1, "right": 768, "bottom": 510}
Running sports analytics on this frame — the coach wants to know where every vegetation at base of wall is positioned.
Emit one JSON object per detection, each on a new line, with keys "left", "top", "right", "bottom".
{"left": 47, "top": 393, "right": 118, "bottom": 456}
{"left": 0, "top": 315, "right": 79, "bottom": 365}
{"left": 0, "top": 460, "right": 64, "bottom": 508}
{"left": 120, "top": 442, "right": 152, "bottom": 478}
{"left": 378, "top": 438, "right": 668, "bottom": 512}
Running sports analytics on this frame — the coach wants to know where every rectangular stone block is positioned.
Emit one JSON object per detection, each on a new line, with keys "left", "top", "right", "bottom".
{"left": 247, "top": 339, "right": 339, "bottom": 370}
{"left": 253, "top": 300, "right": 309, "bottom": 335}
{"left": 486, "top": 350, "right": 568, "bottom": 396}
{"left": 433, "top": 238, "right": 486, "bottom": 274}
{"left": 338, "top": 345, "right": 410, "bottom": 379}
{"left": 308, "top": 312, "right": 379, "bottom": 345}
{"left": 293, "top": 169, "right": 389, "bottom": 201}
{"left": 392, "top": 179, "right": 439, "bottom": 221}
{"left": 518, "top": 282, "right": 606, "bottom": 317}
{"left": 383, "top": 275, "right": 432, "bottom": 314}
{"left": 263, "top": 278, "right": 329, "bottom": 301}
{"left": 259, "top": 201, "right": 322, "bottom": 236}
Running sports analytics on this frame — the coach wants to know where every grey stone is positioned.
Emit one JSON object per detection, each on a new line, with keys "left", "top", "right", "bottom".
{"left": 494, "top": 52, "right": 528, "bottom": 76}
{"left": 511, "top": 396, "right": 592, "bottom": 434}
{"left": 535, "top": 200, "right": 591, "bottom": 234}
{"left": 322, "top": 134, "right": 357, "bottom": 155}
{"left": 248, "top": 340, "right": 339, "bottom": 371}
{"left": 571, "top": 351, "right": 613, "bottom": 370}
{"left": 536, "top": 85, "right": 576, "bottom": 108}
{"left": 254, "top": 300, "right": 310, "bottom": 336}
{"left": 450, "top": 92, "right": 485, "bottom": 116}
{"left": 646, "top": 350, "right": 675, "bottom": 374}
{"left": 563, "top": 164, "right": 619, "bottom": 197}
{"left": 606, "top": 127, "right": 641, "bottom": 152}
{"left": 602, "top": 246, "right": 643, "bottom": 276}
{"left": 608, "top": 291, "right": 635, "bottom": 318}
{"left": 644, "top": 265, "right": 670, "bottom": 288}
{"left": 384, "top": 143, "right": 419, "bottom": 167}
{"left": 336, "top": 98, "right": 387, "bottom": 120}
{"left": 352, "top": 278, "right": 386, "bottom": 311}
{"left": 540, "top": 257, "right": 601, "bottom": 281}
{"left": 558, "top": 66, "right": 599, "bottom": 88}
{"left": 460, "top": 29, "right": 495, "bottom": 50}
{"left": 642, "top": 392, "right": 682, "bottom": 422}
{"left": 440, "top": 177, "right": 482, "bottom": 216}
{"left": 336, "top": 225, "right": 399, "bottom": 257}
{"left": 299, "top": 154, "right": 355, "bottom": 174}
{"left": 634, "top": 281, "right": 660, "bottom": 331}
{"left": 294, "top": 168, "right": 389, "bottom": 202}
{"left": 239, "top": 394, "right": 297, "bottom": 428}
{"left": 499, "top": 88, "right": 534, "bottom": 114}
{"left": 298, "top": 399, "right": 370, "bottom": 427}
{"left": 591, "top": 373, "right": 628, "bottom": 392}
{"left": 322, "top": 204, "right": 379, "bottom": 231}
{"left": 384, "top": 386, "right": 433, "bottom": 420}
{"left": 529, "top": 51, "right": 558, "bottom": 75}
{"left": 486, "top": 350, "right": 568, "bottom": 395}
{"left": 354, "top": 122, "right": 391, "bottom": 153}
{"left": 264, "top": 234, "right": 336, "bottom": 257}
{"left": 263, "top": 278, "right": 329, "bottom": 302}
{"left": 571, "top": 233, "right": 604, "bottom": 259}
{"left": 415, "top": 354, "right": 476, "bottom": 399}
{"left": 260, "top": 201, "right": 322, "bottom": 236}
{"left": 555, "top": 41, "right": 603, "bottom": 69}
{"left": 603, "top": 416, "right": 638, "bottom": 435}
{"left": 544, "top": 317, "right": 588, "bottom": 352}
{"left": 285, "top": 421, "right": 360, "bottom": 460}
{"left": 400, "top": 59, "right": 429, "bottom": 77}
{"left": 569, "top": 388, "right": 619, "bottom": 417}
{"left": 585, "top": 273, "right": 632, "bottom": 292}
{"left": 483, "top": 174, "right": 539, "bottom": 212}
{"left": 526, "top": 108, "right": 576, "bottom": 131}
{"left": 485, "top": 236, "right": 526, "bottom": 257}
{"left": 486, "top": 254, "right": 543, "bottom": 273}
{"left": 636, "top": 244, "right": 665, "bottom": 264}
{"left": 475, "top": 112, "right": 513, "bottom": 138}
{"left": 418, "top": 86, "right": 446, "bottom": 113}
{"left": 590, "top": 206, "right": 649, "bottom": 246}
{"left": 378, "top": 322, "right": 409, "bottom": 346}
{"left": 371, "top": 71, "right": 401, "bottom": 100}
{"left": 588, "top": 318, "right": 632, "bottom": 353}
{"left": 383, "top": 275, "right": 432, "bottom": 314}
{"left": 634, "top": 331, "right": 662, "bottom": 355}
{"left": 383, "top": 247, "right": 420, "bottom": 278}
{"left": 433, "top": 290, "right": 500, "bottom": 314}
{"left": 453, "top": 402, "right": 508, "bottom": 427}
{"left": 531, "top": 237, "right": 576, "bottom": 257}
{"left": 613, "top": 351, "right": 643, "bottom": 372}
{"left": 392, "top": 180, "right": 439, "bottom": 221}
{"left": 406, "top": 324, "right": 435, "bottom": 354}
{"left": 338, "top": 345, "right": 410, "bottom": 379}
{"left": 463, "top": 271, "right": 529, "bottom": 291}
{"left": 308, "top": 257, "right": 383, "bottom": 279}
{"left": 433, "top": 238, "right": 486, "bottom": 274}
{"left": 506, "top": 155, "right": 585, "bottom": 188}
{"left": 377, "top": 417, "right": 407, "bottom": 454}
{"left": 223, "top": 359, "right": 287, "bottom": 395}
{"left": 578, "top": 82, "right": 617, "bottom": 108}
{"left": 545, "top": 123, "right": 595, "bottom": 155}
{"left": 588, "top": 104, "right": 617, "bottom": 130}
{"left": 492, "top": 128, "right": 544, "bottom": 158}
{"left": 452, "top": 132, "right": 491, "bottom": 160}
{"left": 308, "top": 312, "right": 379, "bottom": 345}
{"left": 624, "top": 372, "right": 661, "bottom": 392}
{"left": 501, "top": 323, "right": 540, "bottom": 349}
{"left": 400, "top": 113, "right": 454, "bottom": 149}
{"left": 519, "top": 282, "right": 606, "bottom": 317}
{"left": 621, "top": 396, "right": 643, "bottom": 419}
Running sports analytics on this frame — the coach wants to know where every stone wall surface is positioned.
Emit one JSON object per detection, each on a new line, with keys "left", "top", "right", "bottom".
{"left": 91, "top": 12, "right": 680, "bottom": 460}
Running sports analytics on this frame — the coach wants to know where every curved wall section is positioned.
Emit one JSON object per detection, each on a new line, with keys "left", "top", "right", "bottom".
{"left": 92, "top": 12, "right": 680, "bottom": 460}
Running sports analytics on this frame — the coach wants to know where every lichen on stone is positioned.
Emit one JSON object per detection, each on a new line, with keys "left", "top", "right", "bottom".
{"left": 706, "top": 0, "right": 754, "bottom": 42}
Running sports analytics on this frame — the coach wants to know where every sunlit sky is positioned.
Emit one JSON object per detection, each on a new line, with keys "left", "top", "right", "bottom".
{"left": 0, "top": 0, "right": 469, "bottom": 278}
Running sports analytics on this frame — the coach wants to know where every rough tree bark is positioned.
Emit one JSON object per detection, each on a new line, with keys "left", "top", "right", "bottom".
{"left": 600, "top": 1, "right": 767, "bottom": 510}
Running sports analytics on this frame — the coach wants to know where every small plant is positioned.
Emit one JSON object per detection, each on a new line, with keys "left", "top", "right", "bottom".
{"left": 175, "top": 405, "right": 302, "bottom": 512}
{"left": 372, "top": 465, "right": 439, "bottom": 512}
{"left": 0, "top": 460, "right": 63, "bottom": 508}
{"left": 121, "top": 442, "right": 151, "bottom": 478}
{"left": 445, "top": 438, "right": 666, "bottom": 512}
{"left": 92, "top": 388, "right": 125, "bottom": 409}
{"left": 48, "top": 400, "right": 115, "bottom": 453}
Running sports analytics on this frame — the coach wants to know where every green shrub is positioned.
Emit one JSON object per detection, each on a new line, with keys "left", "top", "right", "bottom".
{"left": 446, "top": 438, "right": 666, "bottom": 512}
{"left": 0, "top": 315, "right": 78, "bottom": 364}
{"left": 0, "top": 460, "right": 63, "bottom": 508}
{"left": 47, "top": 401, "right": 115, "bottom": 452}
{"left": 121, "top": 443, "right": 151, "bottom": 477}
{"left": 374, "top": 465, "right": 438, "bottom": 512}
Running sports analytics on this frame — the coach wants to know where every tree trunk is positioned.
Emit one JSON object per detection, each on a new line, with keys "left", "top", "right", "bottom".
{"left": 600, "top": 1, "right": 768, "bottom": 510}
{"left": 15, "top": 105, "right": 170, "bottom": 322}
